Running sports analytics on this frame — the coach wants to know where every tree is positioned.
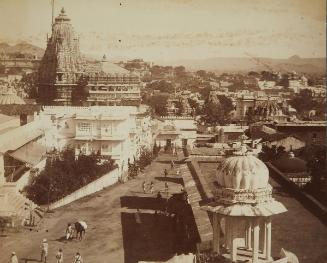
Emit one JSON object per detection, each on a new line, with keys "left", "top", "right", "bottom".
{"left": 174, "top": 66, "right": 187, "bottom": 79}
{"left": 218, "top": 95, "right": 234, "bottom": 114}
{"left": 278, "top": 74, "right": 289, "bottom": 88}
{"left": 203, "top": 100, "right": 224, "bottom": 125}
{"left": 20, "top": 72, "right": 38, "bottom": 99}
{"left": 145, "top": 80, "right": 174, "bottom": 93}
{"left": 25, "top": 148, "right": 117, "bottom": 205}
{"left": 289, "top": 89, "right": 316, "bottom": 117}
{"left": 147, "top": 94, "right": 168, "bottom": 116}
{"left": 137, "top": 147, "right": 153, "bottom": 170}
{"left": 196, "top": 70, "right": 207, "bottom": 79}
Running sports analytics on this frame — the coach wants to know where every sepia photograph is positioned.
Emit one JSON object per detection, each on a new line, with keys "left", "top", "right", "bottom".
{"left": 0, "top": 0, "right": 326, "bottom": 262}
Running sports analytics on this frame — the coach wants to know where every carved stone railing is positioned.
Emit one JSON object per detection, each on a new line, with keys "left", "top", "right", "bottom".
{"left": 213, "top": 185, "right": 273, "bottom": 205}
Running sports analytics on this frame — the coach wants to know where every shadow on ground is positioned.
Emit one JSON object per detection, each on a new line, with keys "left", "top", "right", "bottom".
{"left": 120, "top": 196, "right": 161, "bottom": 210}
{"left": 20, "top": 258, "right": 39, "bottom": 263}
{"left": 121, "top": 211, "right": 198, "bottom": 263}
{"left": 120, "top": 193, "right": 200, "bottom": 263}
{"left": 154, "top": 176, "right": 184, "bottom": 184}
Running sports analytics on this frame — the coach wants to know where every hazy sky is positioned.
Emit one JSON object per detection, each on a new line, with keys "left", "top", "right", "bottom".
{"left": 0, "top": 0, "right": 325, "bottom": 61}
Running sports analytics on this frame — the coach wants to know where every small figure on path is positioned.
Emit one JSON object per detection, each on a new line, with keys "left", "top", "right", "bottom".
{"left": 135, "top": 209, "right": 142, "bottom": 225}
{"left": 66, "top": 223, "right": 73, "bottom": 240}
{"left": 10, "top": 252, "right": 18, "bottom": 263}
{"left": 40, "top": 239, "right": 48, "bottom": 263}
{"left": 142, "top": 181, "right": 147, "bottom": 193}
{"left": 56, "top": 248, "right": 63, "bottom": 263}
{"left": 164, "top": 182, "right": 169, "bottom": 196}
{"left": 164, "top": 168, "right": 168, "bottom": 177}
{"left": 171, "top": 160, "right": 175, "bottom": 169}
{"left": 150, "top": 181, "right": 154, "bottom": 194}
{"left": 156, "top": 192, "right": 163, "bottom": 214}
{"left": 73, "top": 252, "right": 83, "bottom": 263}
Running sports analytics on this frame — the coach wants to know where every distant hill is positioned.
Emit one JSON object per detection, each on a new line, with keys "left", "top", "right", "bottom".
{"left": 0, "top": 41, "right": 44, "bottom": 58}
{"left": 162, "top": 56, "right": 326, "bottom": 74}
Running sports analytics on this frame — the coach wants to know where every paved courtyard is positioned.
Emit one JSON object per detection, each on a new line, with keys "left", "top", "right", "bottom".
{"left": 0, "top": 156, "right": 189, "bottom": 263}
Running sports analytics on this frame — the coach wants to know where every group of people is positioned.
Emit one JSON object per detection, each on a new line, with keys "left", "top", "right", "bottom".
{"left": 142, "top": 181, "right": 155, "bottom": 194}
{"left": 65, "top": 222, "right": 87, "bottom": 241}
{"left": 10, "top": 239, "right": 83, "bottom": 263}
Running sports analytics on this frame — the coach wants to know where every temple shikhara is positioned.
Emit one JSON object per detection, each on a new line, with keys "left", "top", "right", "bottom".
{"left": 38, "top": 8, "right": 141, "bottom": 106}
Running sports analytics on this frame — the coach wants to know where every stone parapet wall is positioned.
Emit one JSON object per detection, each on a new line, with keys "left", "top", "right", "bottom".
{"left": 49, "top": 168, "right": 120, "bottom": 210}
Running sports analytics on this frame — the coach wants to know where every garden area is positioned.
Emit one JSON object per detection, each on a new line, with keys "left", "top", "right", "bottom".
{"left": 24, "top": 148, "right": 117, "bottom": 205}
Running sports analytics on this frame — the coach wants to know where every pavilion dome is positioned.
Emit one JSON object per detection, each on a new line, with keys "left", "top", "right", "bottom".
{"left": 217, "top": 154, "right": 269, "bottom": 190}
{"left": 273, "top": 152, "right": 307, "bottom": 174}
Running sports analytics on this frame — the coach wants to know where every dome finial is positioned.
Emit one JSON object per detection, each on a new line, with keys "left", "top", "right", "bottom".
{"left": 61, "top": 7, "right": 65, "bottom": 14}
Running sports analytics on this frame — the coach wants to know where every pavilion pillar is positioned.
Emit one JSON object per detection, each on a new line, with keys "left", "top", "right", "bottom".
{"left": 262, "top": 219, "right": 267, "bottom": 256}
{"left": 246, "top": 220, "right": 252, "bottom": 250}
{"left": 227, "top": 218, "right": 232, "bottom": 251}
{"left": 230, "top": 217, "right": 238, "bottom": 262}
{"left": 266, "top": 217, "right": 272, "bottom": 260}
{"left": 0, "top": 153, "right": 5, "bottom": 186}
{"left": 212, "top": 213, "right": 220, "bottom": 254}
{"left": 252, "top": 219, "right": 260, "bottom": 263}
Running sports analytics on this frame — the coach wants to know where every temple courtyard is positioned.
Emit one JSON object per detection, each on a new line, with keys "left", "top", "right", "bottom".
{"left": 0, "top": 156, "right": 326, "bottom": 263}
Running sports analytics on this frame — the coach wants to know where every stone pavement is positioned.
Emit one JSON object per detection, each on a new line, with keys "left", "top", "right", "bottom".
{"left": 0, "top": 155, "right": 189, "bottom": 263}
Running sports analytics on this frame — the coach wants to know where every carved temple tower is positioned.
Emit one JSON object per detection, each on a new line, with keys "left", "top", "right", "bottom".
{"left": 38, "top": 8, "right": 85, "bottom": 105}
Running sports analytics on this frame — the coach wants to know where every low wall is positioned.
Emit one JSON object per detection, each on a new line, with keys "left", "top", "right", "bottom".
{"left": 267, "top": 162, "right": 327, "bottom": 225}
{"left": 49, "top": 168, "right": 120, "bottom": 210}
{"left": 15, "top": 159, "right": 47, "bottom": 192}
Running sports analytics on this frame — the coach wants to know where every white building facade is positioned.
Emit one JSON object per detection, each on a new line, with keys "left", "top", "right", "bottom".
{"left": 37, "top": 106, "right": 152, "bottom": 172}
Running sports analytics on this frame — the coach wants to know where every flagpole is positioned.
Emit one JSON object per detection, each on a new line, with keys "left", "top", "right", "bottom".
{"left": 51, "top": 0, "right": 54, "bottom": 27}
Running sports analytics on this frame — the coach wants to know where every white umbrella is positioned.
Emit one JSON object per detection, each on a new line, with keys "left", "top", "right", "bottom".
{"left": 78, "top": 221, "right": 87, "bottom": 230}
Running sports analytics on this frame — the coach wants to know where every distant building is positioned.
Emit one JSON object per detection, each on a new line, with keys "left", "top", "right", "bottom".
{"left": 258, "top": 80, "right": 276, "bottom": 89}
{"left": 273, "top": 152, "right": 310, "bottom": 187}
{"left": 235, "top": 95, "right": 287, "bottom": 122}
{"left": 262, "top": 134, "right": 306, "bottom": 152}
{"left": 274, "top": 121, "right": 326, "bottom": 146}
{"left": 155, "top": 116, "right": 197, "bottom": 149}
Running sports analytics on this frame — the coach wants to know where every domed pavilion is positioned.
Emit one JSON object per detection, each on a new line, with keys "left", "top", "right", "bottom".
{"left": 202, "top": 147, "right": 287, "bottom": 262}
{"left": 273, "top": 152, "right": 310, "bottom": 187}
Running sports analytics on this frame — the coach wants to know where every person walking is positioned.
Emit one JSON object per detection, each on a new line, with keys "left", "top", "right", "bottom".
{"left": 10, "top": 252, "right": 18, "bottom": 263}
{"left": 40, "top": 239, "right": 48, "bottom": 263}
{"left": 164, "top": 168, "right": 168, "bottom": 177}
{"left": 73, "top": 252, "right": 83, "bottom": 263}
{"left": 56, "top": 248, "right": 63, "bottom": 263}
{"left": 171, "top": 160, "right": 175, "bottom": 170}
{"left": 66, "top": 223, "right": 73, "bottom": 240}
{"left": 142, "top": 181, "right": 147, "bottom": 193}
{"left": 156, "top": 191, "right": 163, "bottom": 214}
{"left": 164, "top": 182, "right": 169, "bottom": 197}
{"left": 150, "top": 181, "right": 154, "bottom": 194}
